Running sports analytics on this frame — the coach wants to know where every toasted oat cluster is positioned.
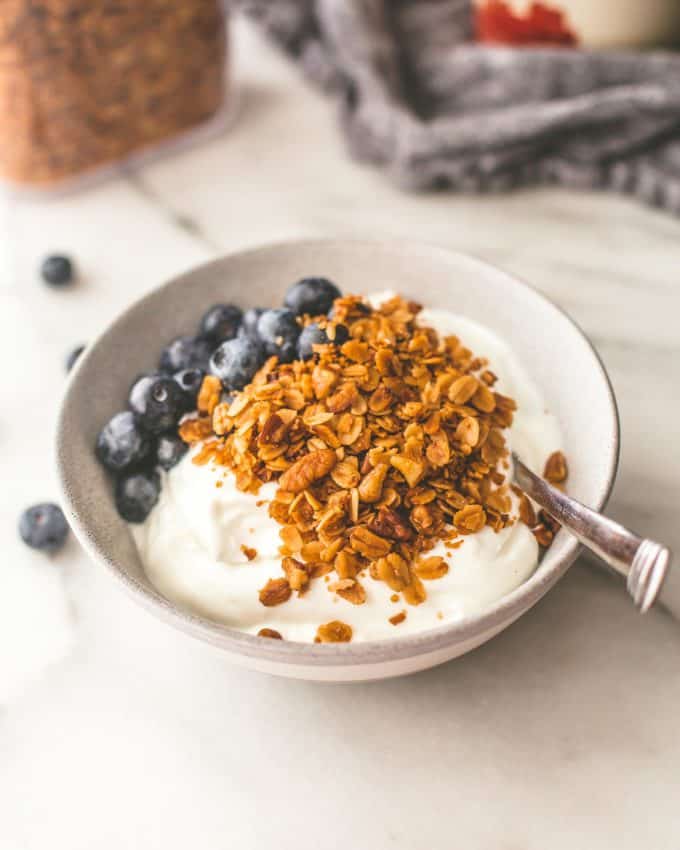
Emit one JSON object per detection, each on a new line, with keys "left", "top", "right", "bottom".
{"left": 178, "top": 294, "right": 567, "bottom": 642}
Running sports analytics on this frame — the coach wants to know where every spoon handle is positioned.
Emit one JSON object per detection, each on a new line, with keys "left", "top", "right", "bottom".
{"left": 512, "top": 454, "right": 671, "bottom": 613}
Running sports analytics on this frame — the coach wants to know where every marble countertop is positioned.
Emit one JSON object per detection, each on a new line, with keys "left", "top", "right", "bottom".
{"left": 2, "top": 19, "right": 679, "bottom": 850}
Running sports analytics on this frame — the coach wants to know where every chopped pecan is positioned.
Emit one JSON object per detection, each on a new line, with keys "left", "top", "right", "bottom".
{"left": 259, "top": 578, "right": 292, "bottom": 607}
{"left": 278, "top": 449, "right": 337, "bottom": 493}
{"left": 368, "top": 506, "right": 412, "bottom": 541}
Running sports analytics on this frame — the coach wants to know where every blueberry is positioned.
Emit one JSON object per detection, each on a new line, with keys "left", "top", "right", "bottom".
{"left": 96, "top": 411, "right": 151, "bottom": 472}
{"left": 115, "top": 470, "right": 160, "bottom": 523}
{"left": 199, "top": 304, "right": 243, "bottom": 343}
{"left": 41, "top": 254, "right": 74, "bottom": 286}
{"left": 156, "top": 434, "right": 188, "bottom": 471}
{"left": 159, "top": 335, "right": 213, "bottom": 372}
{"left": 297, "top": 322, "right": 349, "bottom": 360}
{"left": 210, "top": 336, "right": 264, "bottom": 391}
{"left": 256, "top": 309, "right": 300, "bottom": 363}
{"left": 129, "top": 373, "right": 185, "bottom": 434}
{"left": 239, "top": 307, "right": 265, "bottom": 339}
{"left": 65, "top": 344, "right": 85, "bottom": 372}
{"left": 284, "top": 277, "right": 341, "bottom": 316}
{"left": 19, "top": 503, "right": 69, "bottom": 552}
{"left": 173, "top": 367, "right": 204, "bottom": 411}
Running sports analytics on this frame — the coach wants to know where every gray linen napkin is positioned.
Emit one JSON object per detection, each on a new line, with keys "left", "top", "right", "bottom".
{"left": 233, "top": 0, "right": 680, "bottom": 212}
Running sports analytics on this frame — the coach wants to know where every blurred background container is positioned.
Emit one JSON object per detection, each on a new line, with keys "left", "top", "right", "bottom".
{"left": 0, "top": 0, "right": 228, "bottom": 190}
{"left": 474, "top": 0, "right": 680, "bottom": 47}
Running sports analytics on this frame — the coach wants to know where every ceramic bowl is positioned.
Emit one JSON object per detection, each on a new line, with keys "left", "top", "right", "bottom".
{"left": 56, "top": 239, "right": 619, "bottom": 682}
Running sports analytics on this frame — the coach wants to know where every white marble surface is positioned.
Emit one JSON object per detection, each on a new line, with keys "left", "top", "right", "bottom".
{"left": 2, "top": 18, "right": 680, "bottom": 850}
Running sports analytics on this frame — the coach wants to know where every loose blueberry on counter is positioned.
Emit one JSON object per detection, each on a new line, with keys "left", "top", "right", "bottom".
{"left": 65, "top": 344, "right": 85, "bottom": 372}
{"left": 284, "top": 277, "right": 341, "bottom": 316}
{"left": 239, "top": 307, "right": 265, "bottom": 339}
{"left": 96, "top": 411, "right": 151, "bottom": 472}
{"left": 174, "top": 367, "right": 204, "bottom": 411}
{"left": 115, "top": 470, "right": 161, "bottom": 523}
{"left": 129, "top": 373, "right": 185, "bottom": 434}
{"left": 41, "top": 254, "right": 74, "bottom": 287}
{"left": 19, "top": 503, "right": 69, "bottom": 553}
{"left": 210, "top": 336, "right": 264, "bottom": 391}
{"left": 199, "top": 304, "right": 243, "bottom": 343}
{"left": 256, "top": 309, "right": 300, "bottom": 363}
{"left": 156, "top": 434, "right": 189, "bottom": 471}
{"left": 159, "top": 335, "right": 212, "bottom": 372}
{"left": 297, "top": 322, "right": 350, "bottom": 360}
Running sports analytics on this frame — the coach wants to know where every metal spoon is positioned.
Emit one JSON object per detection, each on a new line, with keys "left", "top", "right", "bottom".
{"left": 512, "top": 453, "right": 672, "bottom": 613}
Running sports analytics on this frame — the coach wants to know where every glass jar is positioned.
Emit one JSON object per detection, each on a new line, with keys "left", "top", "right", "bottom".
{"left": 0, "top": 0, "right": 228, "bottom": 190}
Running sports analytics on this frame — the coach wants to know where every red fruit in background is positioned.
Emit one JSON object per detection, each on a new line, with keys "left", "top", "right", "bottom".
{"left": 476, "top": 0, "right": 578, "bottom": 45}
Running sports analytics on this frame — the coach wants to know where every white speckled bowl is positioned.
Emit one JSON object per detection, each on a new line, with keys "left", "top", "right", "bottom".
{"left": 56, "top": 239, "right": 619, "bottom": 681}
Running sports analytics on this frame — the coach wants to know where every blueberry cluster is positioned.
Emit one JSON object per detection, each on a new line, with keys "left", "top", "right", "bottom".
{"left": 95, "top": 276, "right": 346, "bottom": 523}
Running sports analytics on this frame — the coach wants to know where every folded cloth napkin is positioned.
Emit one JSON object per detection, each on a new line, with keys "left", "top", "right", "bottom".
{"left": 233, "top": 0, "right": 680, "bottom": 213}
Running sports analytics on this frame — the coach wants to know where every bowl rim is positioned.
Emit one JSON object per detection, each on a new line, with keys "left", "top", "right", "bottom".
{"left": 56, "top": 237, "right": 620, "bottom": 667}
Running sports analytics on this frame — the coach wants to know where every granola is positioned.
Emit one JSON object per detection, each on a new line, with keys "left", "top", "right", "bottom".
{"left": 178, "top": 293, "right": 550, "bottom": 639}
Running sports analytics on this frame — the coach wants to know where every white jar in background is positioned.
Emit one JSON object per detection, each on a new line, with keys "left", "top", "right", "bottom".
{"left": 475, "top": 0, "right": 680, "bottom": 48}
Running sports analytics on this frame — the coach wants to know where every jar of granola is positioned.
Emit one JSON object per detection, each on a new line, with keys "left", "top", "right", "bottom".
{"left": 0, "top": 0, "right": 228, "bottom": 190}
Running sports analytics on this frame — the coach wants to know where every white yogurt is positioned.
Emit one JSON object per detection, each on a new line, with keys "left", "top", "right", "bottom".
{"left": 132, "top": 300, "right": 562, "bottom": 642}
